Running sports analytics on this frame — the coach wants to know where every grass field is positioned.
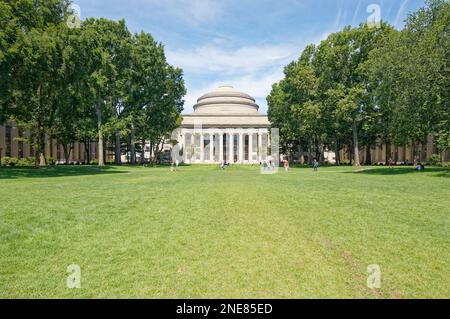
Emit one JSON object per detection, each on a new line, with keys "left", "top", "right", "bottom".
{"left": 0, "top": 165, "right": 449, "bottom": 299}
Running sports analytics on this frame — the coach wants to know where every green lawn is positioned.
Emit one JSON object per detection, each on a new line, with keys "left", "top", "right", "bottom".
{"left": 0, "top": 165, "right": 449, "bottom": 299}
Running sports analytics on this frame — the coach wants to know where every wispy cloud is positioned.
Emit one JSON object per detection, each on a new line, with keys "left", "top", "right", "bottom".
{"left": 394, "top": 0, "right": 410, "bottom": 27}
{"left": 167, "top": 42, "right": 301, "bottom": 113}
{"left": 167, "top": 34, "right": 334, "bottom": 113}
{"left": 182, "top": 68, "right": 286, "bottom": 114}
{"left": 167, "top": 43, "right": 299, "bottom": 75}
{"left": 75, "top": 0, "right": 423, "bottom": 114}
{"left": 351, "top": 0, "right": 362, "bottom": 26}
{"left": 335, "top": 5, "right": 343, "bottom": 29}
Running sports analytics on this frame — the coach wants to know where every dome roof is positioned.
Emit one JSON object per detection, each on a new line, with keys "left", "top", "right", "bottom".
{"left": 193, "top": 86, "right": 259, "bottom": 114}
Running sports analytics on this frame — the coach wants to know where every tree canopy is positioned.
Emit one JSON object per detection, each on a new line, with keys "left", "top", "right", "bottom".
{"left": 0, "top": 0, "right": 186, "bottom": 166}
{"left": 268, "top": 0, "right": 449, "bottom": 165}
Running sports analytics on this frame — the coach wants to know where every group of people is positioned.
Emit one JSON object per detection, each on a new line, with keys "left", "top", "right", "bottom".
{"left": 389, "top": 157, "right": 426, "bottom": 171}
{"left": 283, "top": 159, "right": 319, "bottom": 172}
{"left": 172, "top": 158, "right": 322, "bottom": 172}
{"left": 261, "top": 160, "right": 277, "bottom": 172}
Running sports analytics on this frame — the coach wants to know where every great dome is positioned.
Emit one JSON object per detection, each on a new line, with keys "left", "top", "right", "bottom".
{"left": 193, "top": 86, "right": 260, "bottom": 114}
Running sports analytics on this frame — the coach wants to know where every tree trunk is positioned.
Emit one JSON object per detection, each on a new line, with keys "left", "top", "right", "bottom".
{"left": 63, "top": 144, "right": 71, "bottom": 164}
{"left": 114, "top": 132, "right": 122, "bottom": 165}
{"left": 335, "top": 139, "right": 341, "bottom": 166}
{"left": 385, "top": 143, "right": 391, "bottom": 165}
{"left": 365, "top": 144, "right": 372, "bottom": 166}
{"left": 411, "top": 140, "right": 416, "bottom": 164}
{"left": 140, "top": 138, "right": 146, "bottom": 165}
{"left": 130, "top": 125, "right": 136, "bottom": 165}
{"left": 420, "top": 137, "right": 427, "bottom": 163}
{"left": 96, "top": 103, "right": 105, "bottom": 167}
{"left": 352, "top": 121, "right": 360, "bottom": 166}
{"left": 149, "top": 141, "right": 154, "bottom": 164}
{"left": 84, "top": 140, "right": 91, "bottom": 164}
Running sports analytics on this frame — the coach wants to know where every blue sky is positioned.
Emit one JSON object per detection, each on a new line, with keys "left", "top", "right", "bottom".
{"left": 73, "top": 0, "right": 426, "bottom": 114}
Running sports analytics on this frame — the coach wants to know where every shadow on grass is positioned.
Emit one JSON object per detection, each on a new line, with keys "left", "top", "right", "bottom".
{"left": 346, "top": 167, "right": 450, "bottom": 177}
{"left": 0, "top": 165, "right": 128, "bottom": 179}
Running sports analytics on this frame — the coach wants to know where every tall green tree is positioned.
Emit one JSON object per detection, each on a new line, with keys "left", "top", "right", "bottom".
{"left": 80, "top": 18, "right": 131, "bottom": 166}
{"left": 365, "top": 0, "right": 449, "bottom": 162}
{"left": 0, "top": 0, "right": 71, "bottom": 165}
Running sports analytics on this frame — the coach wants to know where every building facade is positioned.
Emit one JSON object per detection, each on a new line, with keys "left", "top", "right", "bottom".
{"left": 0, "top": 122, "right": 100, "bottom": 164}
{"left": 177, "top": 86, "right": 272, "bottom": 164}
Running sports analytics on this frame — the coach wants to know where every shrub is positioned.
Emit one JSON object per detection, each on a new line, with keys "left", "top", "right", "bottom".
{"left": 46, "top": 157, "right": 56, "bottom": 166}
{"left": 89, "top": 159, "right": 98, "bottom": 165}
{"left": 1, "top": 157, "right": 19, "bottom": 167}
{"left": 429, "top": 154, "right": 442, "bottom": 166}
{"left": 17, "top": 157, "right": 35, "bottom": 167}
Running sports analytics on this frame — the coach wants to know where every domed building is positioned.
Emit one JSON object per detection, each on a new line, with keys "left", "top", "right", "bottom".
{"left": 178, "top": 86, "right": 271, "bottom": 164}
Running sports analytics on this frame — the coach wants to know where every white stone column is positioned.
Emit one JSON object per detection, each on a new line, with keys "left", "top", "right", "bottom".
{"left": 258, "top": 132, "right": 263, "bottom": 162}
{"left": 229, "top": 132, "right": 234, "bottom": 163}
{"left": 191, "top": 133, "right": 195, "bottom": 163}
{"left": 219, "top": 131, "right": 224, "bottom": 162}
{"left": 249, "top": 133, "right": 253, "bottom": 163}
{"left": 200, "top": 132, "right": 205, "bottom": 162}
{"left": 209, "top": 132, "right": 214, "bottom": 163}
{"left": 239, "top": 132, "right": 244, "bottom": 163}
{"left": 182, "top": 130, "right": 187, "bottom": 163}
{"left": 184, "top": 132, "right": 190, "bottom": 163}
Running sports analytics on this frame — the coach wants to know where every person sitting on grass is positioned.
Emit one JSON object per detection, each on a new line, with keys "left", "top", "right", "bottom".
{"left": 416, "top": 163, "right": 425, "bottom": 171}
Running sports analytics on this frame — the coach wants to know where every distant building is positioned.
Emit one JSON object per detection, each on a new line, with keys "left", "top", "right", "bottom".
{"left": 0, "top": 122, "right": 95, "bottom": 164}
{"left": 177, "top": 86, "right": 272, "bottom": 164}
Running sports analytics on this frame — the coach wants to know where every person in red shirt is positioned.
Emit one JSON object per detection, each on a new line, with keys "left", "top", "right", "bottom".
{"left": 284, "top": 160, "right": 289, "bottom": 172}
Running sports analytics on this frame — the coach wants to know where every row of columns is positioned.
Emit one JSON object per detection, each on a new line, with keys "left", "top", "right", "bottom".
{"left": 180, "top": 129, "right": 270, "bottom": 164}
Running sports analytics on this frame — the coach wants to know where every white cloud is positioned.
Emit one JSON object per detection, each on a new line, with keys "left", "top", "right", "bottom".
{"left": 167, "top": 43, "right": 299, "bottom": 113}
{"left": 182, "top": 68, "right": 285, "bottom": 114}
{"left": 167, "top": 43, "right": 299, "bottom": 75}
{"left": 170, "top": 35, "right": 331, "bottom": 114}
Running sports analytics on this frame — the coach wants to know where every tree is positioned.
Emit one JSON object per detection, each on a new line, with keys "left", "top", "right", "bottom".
{"left": 0, "top": 0, "right": 71, "bottom": 165}
{"left": 365, "top": 0, "right": 449, "bottom": 162}
{"left": 80, "top": 18, "right": 131, "bottom": 166}
{"left": 124, "top": 31, "right": 167, "bottom": 164}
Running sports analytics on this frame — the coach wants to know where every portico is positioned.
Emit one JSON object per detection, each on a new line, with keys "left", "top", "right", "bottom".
{"left": 178, "top": 86, "right": 271, "bottom": 164}
{"left": 180, "top": 128, "right": 270, "bottom": 164}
